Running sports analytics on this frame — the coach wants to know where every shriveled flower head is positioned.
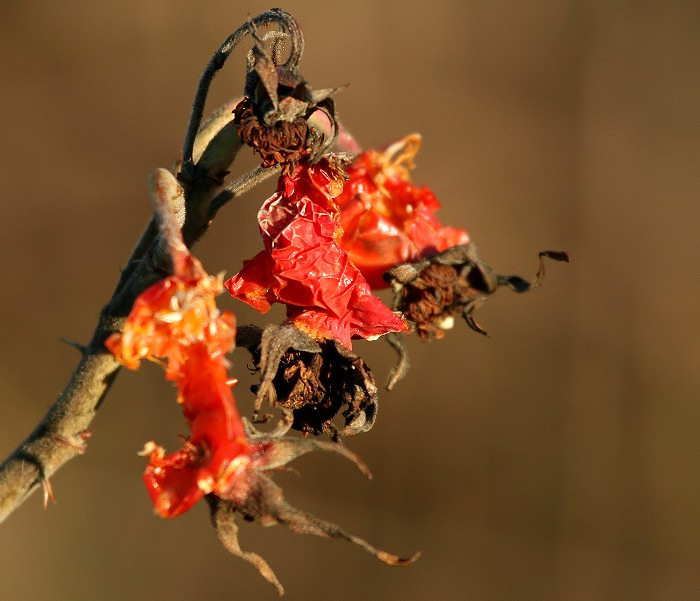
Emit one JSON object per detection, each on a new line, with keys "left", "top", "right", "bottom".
{"left": 237, "top": 324, "right": 379, "bottom": 440}
{"left": 234, "top": 19, "right": 339, "bottom": 174}
{"left": 225, "top": 157, "right": 407, "bottom": 349}
{"left": 388, "top": 245, "right": 570, "bottom": 340}
{"left": 336, "top": 134, "right": 469, "bottom": 288}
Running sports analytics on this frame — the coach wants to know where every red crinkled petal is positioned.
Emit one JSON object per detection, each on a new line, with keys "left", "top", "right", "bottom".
{"left": 226, "top": 160, "right": 406, "bottom": 349}
{"left": 224, "top": 250, "right": 276, "bottom": 313}
{"left": 143, "top": 344, "right": 250, "bottom": 518}
{"left": 336, "top": 136, "right": 469, "bottom": 288}
{"left": 143, "top": 444, "right": 205, "bottom": 518}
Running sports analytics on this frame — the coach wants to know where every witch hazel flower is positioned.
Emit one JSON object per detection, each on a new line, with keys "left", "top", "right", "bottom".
{"left": 225, "top": 157, "right": 407, "bottom": 349}
{"left": 336, "top": 134, "right": 469, "bottom": 289}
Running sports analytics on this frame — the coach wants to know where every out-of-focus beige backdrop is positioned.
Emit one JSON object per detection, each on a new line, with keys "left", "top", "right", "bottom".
{"left": 0, "top": 1, "right": 697, "bottom": 600}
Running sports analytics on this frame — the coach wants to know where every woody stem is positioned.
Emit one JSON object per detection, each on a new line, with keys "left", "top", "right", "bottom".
{"left": 0, "top": 164, "right": 270, "bottom": 524}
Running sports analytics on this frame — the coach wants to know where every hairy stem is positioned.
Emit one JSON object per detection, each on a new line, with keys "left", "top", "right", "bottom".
{"left": 208, "top": 164, "right": 280, "bottom": 221}
{"left": 0, "top": 9, "right": 308, "bottom": 525}
{"left": 0, "top": 164, "right": 269, "bottom": 524}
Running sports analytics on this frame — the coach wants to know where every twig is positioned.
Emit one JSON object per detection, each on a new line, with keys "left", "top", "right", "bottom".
{"left": 208, "top": 164, "right": 280, "bottom": 220}
{"left": 0, "top": 164, "right": 271, "bottom": 524}
{"left": 0, "top": 8, "right": 309, "bottom": 526}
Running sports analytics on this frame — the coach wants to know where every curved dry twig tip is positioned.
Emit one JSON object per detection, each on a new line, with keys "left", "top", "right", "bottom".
{"left": 463, "top": 298, "right": 490, "bottom": 336}
{"left": 501, "top": 250, "right": 570, "bottom": 293}
{"left": 270, "top": 497, "right": 418, "bottom": 568}
{"left": 211, "top": 498, "right": 284, "bottom": 596}
{"left": 385, "top": 332, "right": 410, "bottom": 390}
{"left": 376, "top": 549, "right": 422, "bottom": 567}
{"left": 308, "top": 440, "right": 373, "bottom": 480}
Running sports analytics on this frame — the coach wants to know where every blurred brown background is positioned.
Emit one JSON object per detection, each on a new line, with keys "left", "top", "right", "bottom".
{"left": 0, "top": 1, "right": 698, "bottom": 600}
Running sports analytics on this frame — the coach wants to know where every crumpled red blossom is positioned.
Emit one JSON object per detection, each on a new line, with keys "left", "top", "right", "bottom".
{"left": 225, "top": 158, "right": 407, "bottom": 349}
{"left": 106, "top": 250, "right": 415, "bottom": 590}
{"left": 336, "top": 134, "right": 469, "bottom": 288}
{"left": 106, "top": 254, "right": 249, "bottom": 517}
{"left": 106, "top": 255, "right": 235, "bottom": 374}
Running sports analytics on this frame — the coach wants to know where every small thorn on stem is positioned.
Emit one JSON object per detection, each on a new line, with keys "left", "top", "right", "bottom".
{"left": 54, "top": 430, "right": 92, "bottom": 455}
{"left": 41, "top": 474, "right": 55, "bottom": 509}
{"left": 463, "top": 298, "right": 490, "bottom": 337}
{"left": 59, "top": 337, "right": 87, "bottom": 354}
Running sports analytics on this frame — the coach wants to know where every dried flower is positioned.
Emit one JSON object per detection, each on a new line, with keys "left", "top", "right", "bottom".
{"left": 234, "top": 96, "right": 311, "bottom": 170}
{"left": 388, "top": 245, "right": 570, "bottom": 339}
{"left": 225, "top": 158, "right": 407, "bottom": 349}
{"left": 234, "top": 21, "right": 339, "bottom": 173}
{"left": 238, "top": 324, "right": 379, "bottom": 439}
{"left": 336, "top": 134, "right": 469, "bottom": 288}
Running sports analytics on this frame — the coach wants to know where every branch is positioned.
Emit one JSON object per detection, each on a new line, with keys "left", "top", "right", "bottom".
{"left": 0, "top": 9, "right": 313, "bottom": 525}
{"left": 208, "top": 164, "right": 280, "bottom": 220}
{"left": 0, "top": 163, "right": 272, "bottom": 524}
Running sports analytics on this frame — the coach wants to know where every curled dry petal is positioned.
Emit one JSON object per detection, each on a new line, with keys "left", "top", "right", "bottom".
{"left": 209, "top": 496, "right": 285, "bottom": 596}
{"left": 225, "top": 159, "right": 407, "bottom": 349}
{"left": 336, "top": 134, "right": 469, "bottom": 288}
